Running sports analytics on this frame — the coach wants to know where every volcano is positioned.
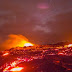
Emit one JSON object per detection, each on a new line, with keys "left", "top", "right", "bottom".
{"left": 0, "top": 44, "right": 72, "bottom": 72}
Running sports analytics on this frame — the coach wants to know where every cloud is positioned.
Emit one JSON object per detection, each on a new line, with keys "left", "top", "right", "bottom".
{"left": 0, "top": 0, "right": 72, "bottom": 46}
{"left": 33, "top": 25, "right": 51, "bottom": 33}
{"left": 0, "top": 11, "right": 11, "bottom": 15}
{"left": 0, "top": 10, "right": 16, "bottom": 26}
{"left": 1, "top": 34, "right": 30, "bottom": 50}
{"left": 37, "top": 3, "right": 49, "bottom": 9}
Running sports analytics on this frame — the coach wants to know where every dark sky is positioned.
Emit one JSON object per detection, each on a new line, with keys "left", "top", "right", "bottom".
{"left": 0, "top": 0, "right": 72, "bottom": 44}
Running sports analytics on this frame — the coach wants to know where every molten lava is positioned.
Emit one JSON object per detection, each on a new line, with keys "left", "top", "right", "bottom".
{"left": 11, "top": 61, "right": 17, "bottom": 67}
{"left": 10, "top": 66, "right": 24, "bottom": 71}
{"left": 3, "top": 52, "right": 9, "bottom": 56}
{"left": 24, "top": 43, "right": 34, "bottom": 47}
{"left": 68, "top": 44, "right": 72, "bottom": 47}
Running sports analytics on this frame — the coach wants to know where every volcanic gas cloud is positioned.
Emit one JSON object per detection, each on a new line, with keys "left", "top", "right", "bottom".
{"left": 1, "top": 34, "right": 33, "bottom": 50}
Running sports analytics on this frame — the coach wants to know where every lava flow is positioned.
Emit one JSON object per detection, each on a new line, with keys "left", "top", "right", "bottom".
{"left": 10, "top": 66, "right": 24, "bottom": 71}
{"left": 0, "top": 35, "right": 72, "bottom": 72}
{"left": 2, "top": 52, "right": 9, "bottom": 56}
{"left": 24, "top": 43, "right": 34, "bottom": 47}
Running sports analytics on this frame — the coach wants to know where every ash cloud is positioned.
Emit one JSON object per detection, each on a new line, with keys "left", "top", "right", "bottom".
{"left": 0, "top": 34, "right": 29, "bottom": 50}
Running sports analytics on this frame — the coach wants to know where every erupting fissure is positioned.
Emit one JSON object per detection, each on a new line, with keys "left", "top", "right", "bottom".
{"left": 1, "top": 34, "right": 34, "bottom": 50}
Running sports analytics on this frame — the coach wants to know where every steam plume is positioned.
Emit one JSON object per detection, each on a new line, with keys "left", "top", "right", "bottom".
{"left": 1, "top": 34, "right": 31, "bottom": 50}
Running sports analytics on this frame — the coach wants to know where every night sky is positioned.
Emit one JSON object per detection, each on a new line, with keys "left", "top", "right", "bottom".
{"left": 0, "top": 0, "right": 72, "bottom": 45}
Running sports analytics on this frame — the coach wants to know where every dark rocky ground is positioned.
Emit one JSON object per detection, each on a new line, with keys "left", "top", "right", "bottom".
{"left": 0, "top": 46, "right": 72, "bottom": 72}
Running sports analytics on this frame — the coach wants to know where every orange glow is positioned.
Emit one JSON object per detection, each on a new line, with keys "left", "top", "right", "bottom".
{"left": 58, "top": 52, "right": 64, "bottom": 55}
{"left": 10, "top": 67, "right": 24, "bottom": 71}
{"left": 3, "top": 66, "right": 10, "bottom": 71}
{"left": 68, "top": 44, "right": 72, "bottom": 47}
{"left": 1, "top": 34, "right": 34, "bottom": 49}
{"left": 3, "top": 52, "right": 9, "bottom": 56}
{"left": 11, "top": 61, "right": 17, "bottom": 67}
{"left": 24, "top": 43, "right": 34, "bottom": 47}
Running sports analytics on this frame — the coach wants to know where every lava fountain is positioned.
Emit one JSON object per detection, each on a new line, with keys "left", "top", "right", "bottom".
{"left": 1, "top": 34, "right": 34, "bottom": 50}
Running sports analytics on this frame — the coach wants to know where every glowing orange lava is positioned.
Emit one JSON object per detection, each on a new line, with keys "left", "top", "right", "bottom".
{"left": 3, "top": 66, "right": 10, "bottom": 71}
{"left": 3, "top": 52, "right": 9, "bottom": 56}
{"left": 11, "top": 61, "right": 17, "bottom": 67}
{"left": 68, "top": 44, "right": 72, "bottom": 47}
{"left": 24, "top": 43, "right": 34, "bottom": 47}
{"left": 10, "top": 66, "right": 24, "bottom": 71}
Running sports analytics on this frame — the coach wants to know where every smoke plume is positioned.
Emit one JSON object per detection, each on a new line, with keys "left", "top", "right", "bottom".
{"left": 1, "top": 34, "right": 31, "bottom": 50}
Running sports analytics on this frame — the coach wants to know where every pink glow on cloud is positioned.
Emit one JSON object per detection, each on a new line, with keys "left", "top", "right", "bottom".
{"left": 37, "top": 3, "right": 49, "bottom": 9}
